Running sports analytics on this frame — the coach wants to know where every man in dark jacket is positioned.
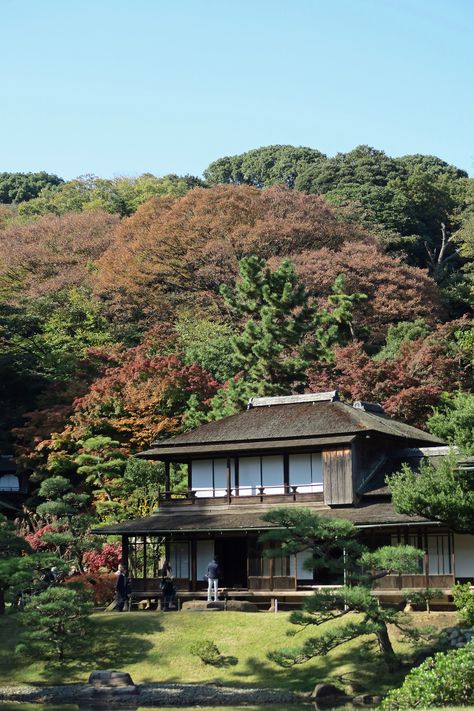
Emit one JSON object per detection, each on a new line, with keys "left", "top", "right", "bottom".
{"left": 114, "top": 564, "right": 128, "bottom": 611}
{"left": 206, "top": 556, "right": 220, "bottom": 602}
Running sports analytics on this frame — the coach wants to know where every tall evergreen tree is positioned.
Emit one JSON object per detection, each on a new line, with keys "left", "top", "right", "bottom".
{"left": 193, "top": 257, "right": 366, "bottom": 421}
{"left": 220, "top": 256, "right": 364, "bottom": 396}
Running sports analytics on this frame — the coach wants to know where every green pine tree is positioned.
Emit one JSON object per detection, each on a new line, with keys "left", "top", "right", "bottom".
{"left": 16, "top": 586, "right": 93, "bottom": 662}
{"left": 261, "top": 507, "right": 428, "bottom": 670}
{"left": 193, "top": 256, "right": 365, "bottom": 422}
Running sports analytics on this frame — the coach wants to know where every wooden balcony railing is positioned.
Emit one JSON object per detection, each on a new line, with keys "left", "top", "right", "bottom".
{"left": 158, "top": 483, "right": 323, "bottom": 504}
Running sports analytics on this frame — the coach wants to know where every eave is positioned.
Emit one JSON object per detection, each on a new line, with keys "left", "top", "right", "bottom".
{"left": 91, "top": 500, "right": 432, "bottom": 536}
{"left": 138, "top": 434, "right": 357, "bottom": 462}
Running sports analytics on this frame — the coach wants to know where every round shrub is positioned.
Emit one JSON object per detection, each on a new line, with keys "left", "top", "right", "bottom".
{"left": 452, "top": 582, "right": 474, "bottom": 627}
{"left": 189, "top": 639, "right": 221, "bottom": 665}
{"left": 378, "top": 642, "right": 474, "bottom": 709}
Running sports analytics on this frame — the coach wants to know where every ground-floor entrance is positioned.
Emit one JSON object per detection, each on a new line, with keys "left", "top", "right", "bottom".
{"left": 215, "top": 537, "right": 248, "bottom": 588}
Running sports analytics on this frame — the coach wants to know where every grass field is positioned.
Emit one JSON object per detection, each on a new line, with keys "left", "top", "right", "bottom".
{"left": 0, "top": 609, "right": 458, "bottom": 696}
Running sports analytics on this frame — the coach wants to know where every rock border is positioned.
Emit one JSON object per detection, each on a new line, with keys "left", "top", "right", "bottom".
{"left": 0, "top": 682, "right": 308, "bottom": 707}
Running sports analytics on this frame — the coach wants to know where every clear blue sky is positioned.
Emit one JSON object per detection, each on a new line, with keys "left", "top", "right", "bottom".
{"left": 1, "top": 0, "right": 473, "bottom": 179}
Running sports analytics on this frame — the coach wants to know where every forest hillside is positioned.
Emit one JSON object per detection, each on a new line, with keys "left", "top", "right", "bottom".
{"left": 0, "top": 143, "right": 472, "bottom": 526}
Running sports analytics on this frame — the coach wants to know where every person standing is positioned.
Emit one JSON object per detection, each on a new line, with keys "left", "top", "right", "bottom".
{"left": 114, "top": 563, "right": 128, "bottom": 611}
{"left": 160, "top": 558, "right": 173, "bottom": 578}
{"left": 206, "top": 556, "right": 220, "bottom": 602}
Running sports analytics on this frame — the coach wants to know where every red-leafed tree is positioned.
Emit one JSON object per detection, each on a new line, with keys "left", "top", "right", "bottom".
{"left": 290, "top": 242, "right": 443, "bottom": 348}
{"left": 307, "top": 320, "right": 473, "bottom": 428}
{"left": 82, "top": 543, "right": 121, "bottom": 573}
{"left": 67, "top": 327, "right": 220, "bottom": 449}
{"left": 0, "top": 211, "right": 118, "bottom": 300}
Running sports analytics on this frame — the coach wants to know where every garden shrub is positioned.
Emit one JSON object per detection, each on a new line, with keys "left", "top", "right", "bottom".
{"left": 378, "top": 642, "right": 474, "bottom": 709}
{"left": 403, "top": 587, "right": 442, "bottom": 612}
{"left": 16, "top": 586, "right": 93, "bottom": 662}
{"left": 452, "top": 582, "right": 474, "bottom": 627}
{"left": 63, "top": 573, "right": 115, "bottom": 605}
{"left": 190, "top": 639, "right": 221, "bottom": 665}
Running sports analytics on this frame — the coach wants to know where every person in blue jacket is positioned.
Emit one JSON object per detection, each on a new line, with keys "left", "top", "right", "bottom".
{"left": 206, "top": 556, "right": 220, "bottom": 602}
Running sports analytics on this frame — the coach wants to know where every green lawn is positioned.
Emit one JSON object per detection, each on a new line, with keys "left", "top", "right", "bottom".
{"left": 0, "top": 609, "right": 458, "bottom": 696}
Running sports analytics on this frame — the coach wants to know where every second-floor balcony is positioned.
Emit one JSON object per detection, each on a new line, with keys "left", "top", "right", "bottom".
{"left": 158, "top": 482, "right": 324, "bottom": 506}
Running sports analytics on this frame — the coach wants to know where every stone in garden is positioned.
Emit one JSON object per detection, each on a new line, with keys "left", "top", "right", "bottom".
{"left": 88, "top": 670, "right": 135, "bottom": 687}
{"left": 181, "top": 599, "right": 258, "bottom": 612}
{"left": 346, "top": 681, "right": 366, "bottom": 694}
{"left": 225, "top": 600, "right": 259, "bottom": 612}
{"left": 181, "top": 600, "right": 222, "bottom": 611}
{"left": 311, "top": 682, "right": 345, "bottom": 700}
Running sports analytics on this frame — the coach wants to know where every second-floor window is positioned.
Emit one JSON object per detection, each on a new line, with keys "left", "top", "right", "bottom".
{"left": 191, "top": 453, "right": 324, "bottom": 496}
{"left": 238, "top": 455, "right": 284, "bottom": 495}
{"left": 192, "top": 459, "right": 236, "bottom": 497}
{"left": 289, "top": 453, "right": 323, "bottom": 492}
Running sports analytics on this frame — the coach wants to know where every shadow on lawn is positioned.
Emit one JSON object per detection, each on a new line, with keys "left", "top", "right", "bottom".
{"left": 231, "top": 643, "right": 408, "bottom": 695}
{"left": 38, "top": 614, "right": 164, "bottom": 682}
{"left": 91, "top": 614, "right": 164, "bottom": 670}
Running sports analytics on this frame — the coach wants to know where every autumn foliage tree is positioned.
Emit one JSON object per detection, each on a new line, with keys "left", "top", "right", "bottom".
{"left": 0, "top": 211, "right": 118, "bottom": 300}
{"left": 290, "top": 242, "right": 443, "bottom": 348}
{"left": 66, "top": 328, "right": 220, "bottom": 449}
{"left": 307, "top": 320, "right": 473, "bottom": 427}
{"left": 93, "top": 185, "right": 371, "bottom": 326}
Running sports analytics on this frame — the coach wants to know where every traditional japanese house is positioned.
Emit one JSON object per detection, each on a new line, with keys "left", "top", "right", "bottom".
{"left": 0, "top": 455, "right": 28, "bottom": 518}
{"left": 93, "top": 392, "right": 474, "bottom": 604}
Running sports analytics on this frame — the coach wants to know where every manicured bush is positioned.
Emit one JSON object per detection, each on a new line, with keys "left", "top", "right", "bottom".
{"left": 378, "top": 642, "right": 474, "bottom": 709}
{"left": 403, "top": 588, "right": 442, "bottom": 612}
{"left": 16, "top": 586, "right": 93, "bottom": 662}
{"left": 452, "top": 582, "right": 474, "bottom": 627}
{"left": 190, "top": 639, "right": 221, "bottom": 665}
{"left": 63, "top": 573, "right": 115, "bottom": 606}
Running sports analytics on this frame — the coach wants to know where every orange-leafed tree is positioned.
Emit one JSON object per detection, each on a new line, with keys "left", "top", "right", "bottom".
{"left": 290, "top": 242, "right": 443, "bottom": 349}
{"left": 307, "top": 320, "right": 473, "bottom": 428}
{"left": 92, "top": 185, "right": 372, "bottom": 326}
{"left": 0, "top": 211, "right": 118, "bottom": 299}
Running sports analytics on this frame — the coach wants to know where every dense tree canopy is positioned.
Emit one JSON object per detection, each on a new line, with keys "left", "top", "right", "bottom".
{"left": 92, "top": 184, "right": 371, "bottom": 327}
{"left": 0, "top": 211, "right": 119, "bottom": 299}
{"left": 14, "top": 173, "right": 203, "bottom": 218}
{"left": 0, "top": 172, "right": 63, "bottom": 204}
{"left": 289, "top": 242, "right": 442, "bottom": 347}
{"left": 203, "top": 145, "right": 325, "bottom": 188}
{"left": 204, "top": 144, "right": 471, "bottom": 312}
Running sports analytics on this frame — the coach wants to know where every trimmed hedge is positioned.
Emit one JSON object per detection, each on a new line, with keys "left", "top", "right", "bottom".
{"left": 379, "top": 642, "right": 474, "bottom": 709}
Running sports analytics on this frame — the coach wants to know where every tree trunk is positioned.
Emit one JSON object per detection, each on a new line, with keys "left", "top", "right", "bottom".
{"left": 376, "top": 623, "right": 399, "bottom": 669}
{"left": 0, "top": 587, "right": 5, "bottom": 615}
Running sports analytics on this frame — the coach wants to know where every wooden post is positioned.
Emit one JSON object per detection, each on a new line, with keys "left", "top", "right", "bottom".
{"left": 234, "top": 458, "right": 239, "bottom": 496}
{"left": 187, "top": 461, "right": 192, "bottom": 494}
{"left": 283, "top": 454, "right": 289, "bottom": 494}
{"left": 164, "top": 461, "right": 170, "bottom": 499}
{"left": 142, "top": 536, "right": 147, "bottom": 583}
{"left": 191, "top": 538, "right": 197, "bottom": 592}
{"left": 226, "top": 457, "right": 231, "bottom": 504}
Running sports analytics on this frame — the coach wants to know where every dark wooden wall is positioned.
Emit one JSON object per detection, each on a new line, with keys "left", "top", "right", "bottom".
{"left": 322, "top": 448, "right": 353, "bottom": 504}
